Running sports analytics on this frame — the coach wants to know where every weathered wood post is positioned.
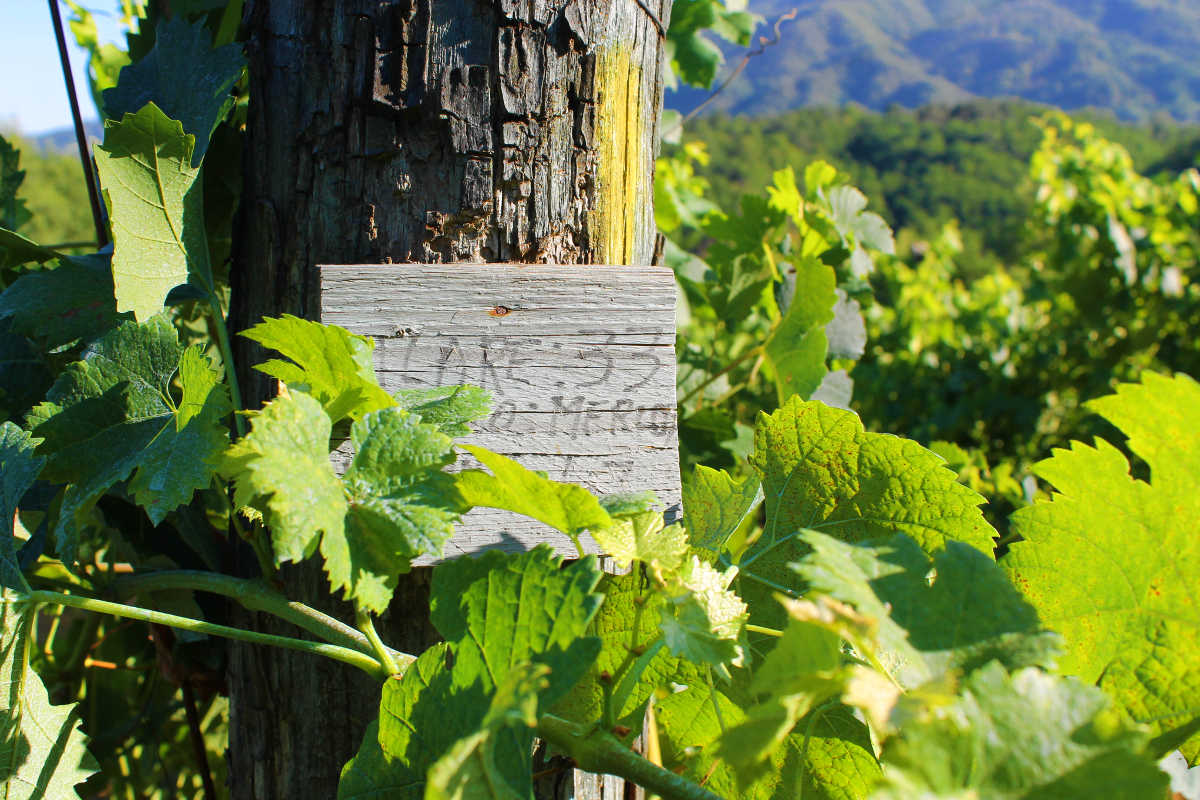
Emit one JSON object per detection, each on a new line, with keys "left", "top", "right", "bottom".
{"left": 229, "top": 1, "right": 674, "bottom": 796}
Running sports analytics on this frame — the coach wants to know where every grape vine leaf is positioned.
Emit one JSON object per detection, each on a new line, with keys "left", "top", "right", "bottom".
{"left": 1003, "top": 372, "right": 1200, "bottom": 763}
{"left": 455, "top": 444, "right": 612, "bottom": 538}
{"left": 1, "top": 590, "right": 99, "bottom": 797}
{"left": 763, "top": 257, "right": 837, "bottom": 404}
{"left": 33, "top": 318, "right": 228, "bottom": 559}
{"left": 664, "top": 0, "right": 758, "bottom": 89}
{"left": 740, "top": 397, "right": 996, "bottom": 629}
{"left": 681, "top": 464, "right": 763, "bottom": 554}
{"left": 869, "top": 663, "right": 1169, "bottom": 799}
{"left": 0, "top": 322, "right": 52, "bottom": 423}
{"left": 425, "top": 663, "right": 549, "bottom": 800}
{"left": 240, "top": 315, "right": 395, "bottom": 423}
{"left": 0, "top": 136, "right": 30, "bottom": 232}
{"left": 591, "top": 511, "right": 687, "bottom": 573}
{"left": 820, "top": 185, "right": 895, "bottom": 278}
{"left": 660, "top": 557, "right": 748, "bottom": 667}
{"left": 0, "top": 228, "right": 66, "bottom": 272}
{"left": 0, "top": 423, "right": 42, "bottom": 592}
{"left": 102, "top": 14, "right": 245, "bottom": 164}
{"left": 94, "top": 103, "right": 215, "bottom": 320}
{"left": 0, "top": 253, "right": 123, "bottom": 348}
{"left": 341, "top": 408, "right": 466, "bottom": 613}
{"left": 656, "top": 685, "right": 879, "bottom": 800}
{"left": 794, "top": 531, "right": 1059, "bottom": 690}
{"left": 340, "top": 548, "right": 602, "bottom": 798}
{"left": 392, "top": 385, "right": 492, "bottom": 437}
{"left": 551, "top": 570, "right": 703, "bottom": 739}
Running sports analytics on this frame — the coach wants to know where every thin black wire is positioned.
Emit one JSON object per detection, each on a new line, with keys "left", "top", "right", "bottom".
{"left": 47, "top": 0, "right": 109, "bottom": 249}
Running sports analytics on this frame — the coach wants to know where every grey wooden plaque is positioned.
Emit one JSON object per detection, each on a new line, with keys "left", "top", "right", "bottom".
{"left": 318, "top": 264, "right": 681, "bottom": 561}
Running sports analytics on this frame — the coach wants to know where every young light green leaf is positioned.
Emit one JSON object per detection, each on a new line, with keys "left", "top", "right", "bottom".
{"left": 660, "top": 557, "right": 748, "bottom": 667}
{"left": 820, "top": 185, "right": 895, "bottom": 277}
{"left": 454, "top": 444, "right": 612, "bottom": 539}
{"left": 683, "top": 465, "right": 763, "bottom": 554}
{"left": 597, "top": 490, "right": 661, "bottom": 518}
{"left": 341, "top": 408, "right": 465, "bottom": 613}
{"left": 95, "top": 103, "right": 215, "bottom": 319}
{"left": 794, "top": 531, "right": 1059, "bottom": 690}
{"left": 392, "top": 384, "right": 492, "bottom": 437}
{"left": 218, "top": 389, "right": 346, "bottom": 561}
{"left": 34, "top": 318, "right": 228, "bottom": 558}
{"left": 0, "top": 424, "right": 42, "bottom": 592}
{"left": 591, "top": 511, "right": 687, "bottom": 573}
{"left": 764, "top": 257, "right": 837, "bottom": 404}
{"left": 742, "top": 397, "right": 996, "bottom": 620}
{"left": 0, "top": 253, "right": 123, "bottom": 348}
{"left": 241, "top": 315, "right": 395, "bottom": 423}
{"left": 102, "top": 14, "right": 245, "bottom": 164}
{"left": 1, "top": 590, "right": 99, "bottom": 797}
{"left": 340, "top": 548, "right": 603, "bottom": 798}
{"left": 1003, "top": 372, "right": 1200, "bottom": 763}
{"left": 870, "top": 663, "right": 1169, "bottom": 799}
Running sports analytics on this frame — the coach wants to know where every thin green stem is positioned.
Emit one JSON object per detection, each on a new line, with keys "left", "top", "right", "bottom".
{"left": 356, "top": 610, "right": 401, "bottom": 676}
{"left": 29, "top": 590, "right": 387, "bottom": 680}
{"left": 206, "top": 294, "right": 245, "bottom": 437}
{"left": 679, "top": 344, "right": 764, "bottom": 407}
{"left": 113, "top": 570, "right": 415, "bottom": 669}
{"left": 537, "top": 714, "right": 726, "bottom": 800}
{"left": 744, "top": 623, "right": 783, "bottom": 638}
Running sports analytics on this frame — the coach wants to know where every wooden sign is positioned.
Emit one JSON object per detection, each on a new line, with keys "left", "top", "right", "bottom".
{"left": 318, "top": 264, "right": 681, "bottom": 561}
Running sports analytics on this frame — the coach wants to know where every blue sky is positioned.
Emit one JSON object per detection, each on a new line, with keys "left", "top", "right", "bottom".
{"left": 0, "top": 2, "right": 126, "bottom": 136}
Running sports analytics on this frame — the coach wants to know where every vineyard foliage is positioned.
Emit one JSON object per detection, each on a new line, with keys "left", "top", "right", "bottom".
{"left": 0, "top": 1, "right": 1198, "bottom": 799}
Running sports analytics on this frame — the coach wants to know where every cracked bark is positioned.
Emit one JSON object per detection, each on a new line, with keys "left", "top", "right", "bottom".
{"left": 228, "top": 0, "right": 670, "bottom": 797}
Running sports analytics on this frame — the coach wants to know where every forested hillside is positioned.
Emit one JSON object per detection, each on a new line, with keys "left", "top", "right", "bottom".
{"left": 668, "top": 0, "right": 1200, "bottom": 121}
{"left": 684, "top": 100, "right": 1200, "bottom": 270}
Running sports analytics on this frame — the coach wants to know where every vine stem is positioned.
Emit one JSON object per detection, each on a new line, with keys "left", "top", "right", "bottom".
{"left": 27, "top": 590, "right": 388, "bottom": 679}
{"left": 207, "top": 294, "right": 246, "bottom": 437}
{"left": 113, "top": 570, "right": 414, "bottom": 669}
{"left": 356, "top": 610, "right": 401, "bottom": 676}
{"left": 537, "top": 715, "right": 726, "bottom": 800}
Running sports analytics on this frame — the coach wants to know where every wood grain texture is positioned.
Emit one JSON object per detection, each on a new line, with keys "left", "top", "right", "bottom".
{"left": 321, "top": 263, "right": 681, "bottom": 561}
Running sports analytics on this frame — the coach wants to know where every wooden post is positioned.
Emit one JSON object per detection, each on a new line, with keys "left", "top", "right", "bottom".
{"left": 230, "top": 1, "right": 672, "bottom": 796}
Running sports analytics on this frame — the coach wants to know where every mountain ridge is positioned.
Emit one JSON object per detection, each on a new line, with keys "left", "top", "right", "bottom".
{"left": 667, "top": 0, "right": 1200, "bottom": 121}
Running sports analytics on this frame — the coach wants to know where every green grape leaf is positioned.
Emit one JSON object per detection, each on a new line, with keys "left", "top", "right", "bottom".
{"left": 102, "top": 14, "right": 245, "bottom": 164}
{"left": 665, "top": 0, "right": 758, "bottom": 89}
{"left": 454, "top": 444, "right": 611, "bottom": 538}
{"left": 591, "top": 511, "right": 687, "bottom": 573}
{"left": 0, "top": 228, "right": 64, "bottom": 272}
{"left": 0, "top": 136, "right": 30, "bottom": 232}
{"left": 682, "top": 465, "right": 762, "bottom": 554}
{"left": 794, "top": 531, "right": 1059, "bottom": 690}
{"left": 551, "top": 570, "right": 703, "bottom": 737}
{"left": 825, "top": 291, "right": 867, "bottom": 360}
{"left": 1, "top": 590, "right": 99, "bottom": 797}
{"left": 0, "top": 322, "right": 52, "bottom": 423}
{"left": 660, "top": 557, "right": 747, "bottom": 667}
{"left": 657, "top": 686, "right": 879, "bottom": 800}
{"left": 241, "top": 315, "right": 395, "bottom": 423}
{"left": 597, "top": 490, "right": 661, "bottom": 518}
{"left": 218, "top": 389, "right": 347, "bottom": 564}
{"left": 1003, "top": 372, "right": 1200, "bottom": 763}
{"left": 341, "top": 408, "right": 465, "bottom": 614}
{"left": 392, "top": 385, "right": 492, "bottom": 437}
{"left": 94, "top": 103, "right": 215, "bottom": 320}
{"left": 425, "top": 663, "right": 548, "bottom": 800}
{"left": 0, "top": 424, "right": 42, "bottom": 592}
{"left": 742, "top": 397, "right": 996, "bottom": 622}
{"left": 0, "top": 253, "right": 123, "bottom": 348}
{"left": 820, "top": 186, "right": 895, "bottom": 278}
{"left": 764, "top": 257, "right": 837, "bottom": 404}
{"left": 340, "top": 548, "right": 602, "bottom": 798}
{"left": 34, "top": 318, "right": 227, "bottom": 558}
{"left": 870, "top": 663, "right": 1169, "bottom": 799}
